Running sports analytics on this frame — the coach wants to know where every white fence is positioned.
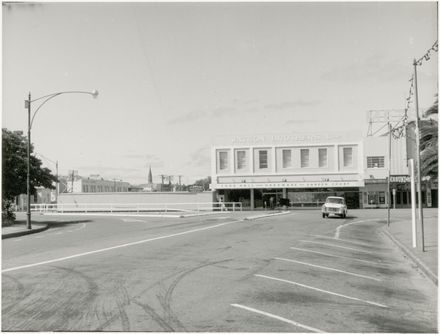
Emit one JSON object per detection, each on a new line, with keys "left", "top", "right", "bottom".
{"left": 30, "top": 202, "right": 243, "bottom": 214}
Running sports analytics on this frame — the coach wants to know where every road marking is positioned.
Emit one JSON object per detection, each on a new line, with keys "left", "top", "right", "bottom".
{"left": 255, "top": 274, "right": 388, "bottom": 308}
{"left": 335, "top": 219, "right": 381, "bottom": 239}
{"left": 13, "top": 239, "right": 23, "bottom": 242}
{"left": 312, "top": 234, "right": 382, "bottom": 248}
{"left": 300, "top": 240, "right": 376, "bottom": 254}
{"left": 121, "top": 218, "right": 147, "bottom": 223}
{"left": 289, "top": 247, "right": 383, "bottom": 265}
{"left": 2, "top": 219, "right": 243, "bottom": 273}
{"left": 275, "top": 257, "right": 381, "bottom": 281}
{"left": 231, "top": 303, "right": 325, "bottom": 333}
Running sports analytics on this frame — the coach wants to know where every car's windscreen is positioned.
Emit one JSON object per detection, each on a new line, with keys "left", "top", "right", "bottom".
{"left": 326, "top": 198, "right": 343, "bottom": 204}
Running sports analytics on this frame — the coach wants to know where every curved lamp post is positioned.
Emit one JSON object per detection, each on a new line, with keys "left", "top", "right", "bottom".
{"left": 25, "top": 90, "right": 98, "bottom": 229}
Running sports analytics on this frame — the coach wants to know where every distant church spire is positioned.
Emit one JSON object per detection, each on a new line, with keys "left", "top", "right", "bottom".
{"left": 148, "top": 165, "right": 153, "bottom": 184}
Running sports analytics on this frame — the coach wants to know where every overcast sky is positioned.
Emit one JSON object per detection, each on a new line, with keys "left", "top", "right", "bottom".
{"left": 2, "top": 2, "right": 438, "bottom": 185}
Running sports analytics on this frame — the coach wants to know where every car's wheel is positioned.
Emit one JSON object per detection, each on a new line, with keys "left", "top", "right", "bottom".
{"left": 322, "top": 213, "right": 325, "bottom": 218}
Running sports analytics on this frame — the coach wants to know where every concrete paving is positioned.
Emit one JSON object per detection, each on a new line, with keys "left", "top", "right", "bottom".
{"left": 385, "top": 208, "right": 438, "bottom": 285}
{"left": 4, "top": 209, "right": 436, "bottom": 284}
{"left": 2, "top": 209, "right": 437, "bottom": 332}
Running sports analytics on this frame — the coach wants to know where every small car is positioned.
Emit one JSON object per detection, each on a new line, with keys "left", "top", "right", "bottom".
{"left": 322, "top": 196, "right": 347, "bottom": 218}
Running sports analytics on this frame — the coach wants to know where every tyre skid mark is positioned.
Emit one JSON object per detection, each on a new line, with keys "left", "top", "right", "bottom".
{"left": 131, "top": 300, "right": 175, "bottom": 331}
{"left": 157, "top": 259, "right": 232, "bottom": 331}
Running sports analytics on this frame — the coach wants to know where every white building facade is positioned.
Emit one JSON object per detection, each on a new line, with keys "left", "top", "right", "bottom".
{"left": 66, "top": 175, "right": 130, "bottom": 193}
{"left": 210, "top": 132, "right": 409, "bottom": 209}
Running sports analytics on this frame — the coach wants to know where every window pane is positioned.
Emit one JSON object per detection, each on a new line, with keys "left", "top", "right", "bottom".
{"left": 219, "top": 151, "right": 228, "bottom": 170}
{"left": 282, "top": 149, "right": 292, "bottom": 168}
{"left": 237, "top": 150, "right": 246, "bottom": 169}
{"left": 300, "top": 149, "right": 309, "bottom": 168}
{"left": 367, "top": 156, "right": 384, "bottom": 168}
{"left": 259, "top": 150, "right": 268, "bottom": 169}
{"left": 343, "top": 147, "right": 353, "bottom": 167}
{"left": 318, "top": 148, "right": 327, "bottom": 167}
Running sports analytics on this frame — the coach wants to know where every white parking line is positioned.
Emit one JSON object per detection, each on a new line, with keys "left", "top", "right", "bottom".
{"left": 311, "top": 235, "right": 383, "bottom": 248}
{"left": 300, "top": 240, "right": 376, "bottom": 254}
{"left": 13, "top": 239, "right": 23, "bottom": 242}
{"left": 275, "top": 257, "right": 381, "bottom": 281}
{"left": 255, "top": 274, "right": 388, "bottom": 308}
{"left": 335, "top": 219, "right": 381, "bottom": 239}
{"left": 2, "top": 218, "right": 243, "bottom": 273}
{"left": 289, "top": 247, "right": 383, "bottom": 265}
{"left": 231, "top": 303, "right": 325, "bottom": 333}
{"left": 121, "top": 218, "right": 147, "bottom": 223}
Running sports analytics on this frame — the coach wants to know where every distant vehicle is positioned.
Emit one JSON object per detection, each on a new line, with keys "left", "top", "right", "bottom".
{"left": 322, "top": 196, "right": 347, "bottom": 218}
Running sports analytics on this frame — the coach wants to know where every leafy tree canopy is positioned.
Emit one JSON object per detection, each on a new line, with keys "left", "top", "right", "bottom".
{"left": 408, "top": 96, "right": 438, "bottom": 180}
{"left": 194, "top": 176, "right": 212, "bottom": 191}
{"left": 2, "top": 128, "right": 57, "bottom": 201}
{"left": 420, "top": 96, "right": 438, "bottom": 179}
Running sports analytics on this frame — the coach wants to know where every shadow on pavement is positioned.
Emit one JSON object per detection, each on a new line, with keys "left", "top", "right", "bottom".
{"left": 13, "top": 219, "right": 92, "bottom": 229}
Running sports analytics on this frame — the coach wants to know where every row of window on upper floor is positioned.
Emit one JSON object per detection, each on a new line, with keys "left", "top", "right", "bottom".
{"left": 82, "top": 185, "right": 128, "bottom": 192}
{"left": 215, "top": 146, "right": 385, "bottom": 173}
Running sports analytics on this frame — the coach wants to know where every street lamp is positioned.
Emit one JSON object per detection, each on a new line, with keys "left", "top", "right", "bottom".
{"left": 25, "top": 90, "right": 98, "bottom": 229}
{"left": 412, "top": 60, "right": 425, "bottom": 252}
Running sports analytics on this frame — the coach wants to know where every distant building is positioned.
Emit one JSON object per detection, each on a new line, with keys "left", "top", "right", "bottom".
{"left": 131, "top": 166, "right": 176, "bottom": 192}
{"left": 65, "top": 174, "right": 130, "bottom": 193}
{"left": 15, "top": 187, "right": 57, "bottom": 211}
{"left": 148, "top": 165, "right": 153, "bottom": 184}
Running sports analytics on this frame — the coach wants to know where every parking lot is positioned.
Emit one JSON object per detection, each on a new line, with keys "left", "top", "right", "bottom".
{"left": 2, "top": 210, "right": 437, "bottom": 332}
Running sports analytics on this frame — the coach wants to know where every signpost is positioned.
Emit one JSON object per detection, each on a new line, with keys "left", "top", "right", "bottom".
{"left": 409, "top": 159, "right": 417, "bottom": 248}
{"left": 392, "top": 188, "right": 396, "bottom": 209}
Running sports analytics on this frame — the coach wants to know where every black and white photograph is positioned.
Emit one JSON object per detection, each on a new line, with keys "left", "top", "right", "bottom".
{"left": 2, "top": 1, "right": 438, "bottom": 332}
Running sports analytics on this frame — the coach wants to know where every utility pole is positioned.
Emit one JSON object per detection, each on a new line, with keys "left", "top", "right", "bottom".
{"left": 71, "top": 170, "right": 75, "bottom": 193}
{"left": 56, "top": 160, "right": 59, "bottom": 200}
{"left": 409, "top": 159, "right": 417, "bottom": 248}
{"left": 160, "top": 174, "right": 166, "bottom": 191}
{"left": 413, "top": 58, "right": 425, "bottom": 252}
{"left": 26, "top": 92, "right": 31, "bottom": 229}
{"left": 387, "top": 121, "right": 391, "bottom": 227}
{"left": 178, "top": 175, "right": 183, "bottom": 191}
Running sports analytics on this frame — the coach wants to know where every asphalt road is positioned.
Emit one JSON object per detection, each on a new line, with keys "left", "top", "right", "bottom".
{"left": 2, "top": 210, "right": 437, "bottom": 332}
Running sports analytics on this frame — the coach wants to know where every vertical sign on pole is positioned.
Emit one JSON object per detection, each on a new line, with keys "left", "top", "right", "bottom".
{"left": 392, "top": 188, "right": 396, "bottom": 209}
{"left": 409, "top": 159, "right": 417, "bottom": 248}
{"left": 427, "top": 187, "right": 432, "bottom": 208}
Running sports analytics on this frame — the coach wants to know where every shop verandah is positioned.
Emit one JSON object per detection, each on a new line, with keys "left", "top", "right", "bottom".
{"left": 217, "top": 188, "right": 362, "bottom": 209}
{"left": 216, "top": 186, "right": 437, "bottom": 210}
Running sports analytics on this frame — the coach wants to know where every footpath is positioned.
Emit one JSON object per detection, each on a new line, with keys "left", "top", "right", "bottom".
{"left": 3, "top": 209, "right": 438, "bottom": 286}
{"left": 383, "top": 208, "right": 438, "bottom": 286}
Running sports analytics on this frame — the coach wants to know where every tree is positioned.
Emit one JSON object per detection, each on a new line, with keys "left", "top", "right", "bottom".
{"left": 407, "top": 96, "right": 438, "bottom": 180}
{"left": 193, "top": 176, "right": 212, "bottom": 191}
{"left": 420, "top": 96, "right": 438, "bottom": 179}
{"left": 2, "top": 128, "right": 57, "bottom": 221}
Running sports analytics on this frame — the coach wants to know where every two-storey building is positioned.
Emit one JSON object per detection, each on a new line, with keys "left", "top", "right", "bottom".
{"left": 210, "top": 131, "right": 408, "bottom": 209}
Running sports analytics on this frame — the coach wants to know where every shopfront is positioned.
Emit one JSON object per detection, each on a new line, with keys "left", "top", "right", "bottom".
{"left": 210, "top": 131, "right": 411, "bottom": 210}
